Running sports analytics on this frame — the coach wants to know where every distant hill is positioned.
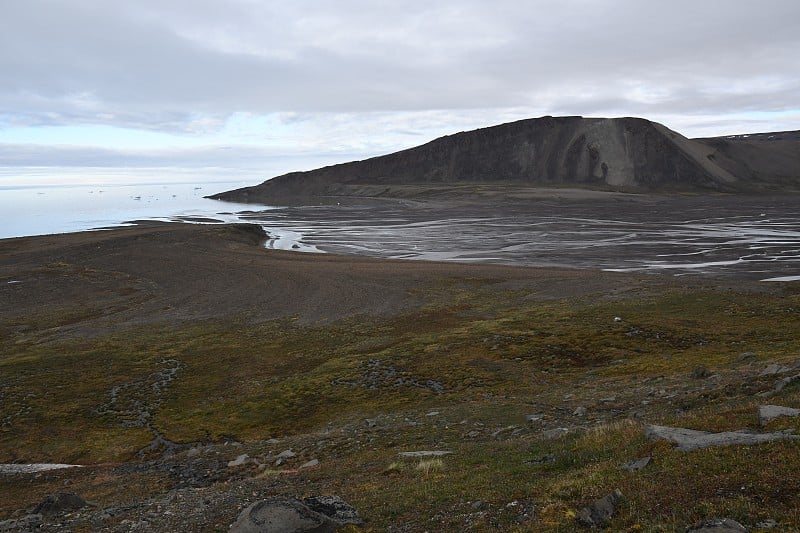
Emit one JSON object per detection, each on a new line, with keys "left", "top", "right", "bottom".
{"left": 210, "top": 116, "right": 800, "bottom": 202}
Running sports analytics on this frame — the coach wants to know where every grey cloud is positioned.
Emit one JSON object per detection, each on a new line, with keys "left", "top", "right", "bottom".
{"left": 0, "top": 142, "right": 369, "bottom": 178}
{"left": 0, "top": 0, "right": 798, "bottom": 134}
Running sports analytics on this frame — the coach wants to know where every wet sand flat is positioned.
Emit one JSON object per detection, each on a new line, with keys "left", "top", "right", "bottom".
{"left": 234, "top": 193, "right": 800, "bottom": 280}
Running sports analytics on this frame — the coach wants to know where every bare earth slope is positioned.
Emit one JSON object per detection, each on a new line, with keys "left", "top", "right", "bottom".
{"left": 210, "top": 116, "right": 800, "bottom": 203}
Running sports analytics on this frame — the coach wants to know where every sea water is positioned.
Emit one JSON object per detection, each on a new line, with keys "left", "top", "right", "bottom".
{"left": 0, "top": 180, "right": 257, "bottom": 239}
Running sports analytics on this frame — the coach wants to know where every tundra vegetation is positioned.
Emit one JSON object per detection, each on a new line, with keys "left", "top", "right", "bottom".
{"left": 1, "top": 224, "right": 800, "bottom": 531}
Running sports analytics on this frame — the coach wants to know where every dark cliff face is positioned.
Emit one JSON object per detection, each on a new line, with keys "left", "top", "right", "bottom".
{"left": 211, "top": 117, "right": 800, "bottom": 202}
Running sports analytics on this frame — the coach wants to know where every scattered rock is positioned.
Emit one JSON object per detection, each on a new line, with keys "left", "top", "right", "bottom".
{"left": 398, "top": 450, "right": 452, "bottom": 458}
{"left": 227, "top": 454, "right": 249, "bottom": 467}
{"left": 525, "top": 453, "right": 556, "bottom": 465}
{"left": 576, "top": 489, "right": 623, "bottom": 528}
{"left": 274, "top": 449, "right": 297, "bottom": 466}
{"left": 187, "top": 447, "right": 201, "bottom": 458}
{"left": 465, "top": 430, "right": 480, "bottom": 438}
{"left": 425, "top": 411, "right": 440, "bottom": 417}
{"left": 686, "top": 517, "right": 747, "bottom": 532}
{"left": 541, "top": 427, "right": 569, "bottom": 440}
{"left": 491, "top": 425, "right": 519, "bottom": 438}
{"left": 526, "top": 414, "right": 544, "bottom": 423}
{"left": 622, "top": 456, "right": 651, "bottom": 472}
{"left": 737, "top": 352, "right": 756, "bottom": 362}
{"left": 613, "top": 316, "right": 623, "bottom": 322}
{"left": 573, "top": 406, "right": 587, "bottom": 417}
{"left": 32, "top": 492, "right": 88, "bottom": 517}
{"left": 645, "top": 424, "right": 800, "bottom": 451}
{"left": 302, "top": 496, "right": 363, "bottom": 527}
{"left": 692, "top": 366, "right": 712, "bottom": 379}
{"left": 276, "top": 450, "right": 296, "bottom": 460}
{"left": 774, "top": 374, "right": 800, "bottom": 392}
{"left": 300, "top": 459, "right": 320, "bottom": 469}
{"left": 759, "top": 404, "right": 800, "bottom": 425}
{"left": 756, "top": 518, "right": 778, "bottom": 529}
{"left": 0, "top": 514, "right": 42, "bottom": 532}
{"left": 760, "top": 363, "right": 791, "bottom": 376}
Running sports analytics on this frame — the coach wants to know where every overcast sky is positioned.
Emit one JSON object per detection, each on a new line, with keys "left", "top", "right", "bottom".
{"left": 1, "top": 0, "right": 799, "bottom": 183}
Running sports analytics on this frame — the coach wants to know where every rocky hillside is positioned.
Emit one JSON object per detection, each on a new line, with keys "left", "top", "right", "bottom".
{"left": 210, "top": 116, "right": 800, "bottom": 202}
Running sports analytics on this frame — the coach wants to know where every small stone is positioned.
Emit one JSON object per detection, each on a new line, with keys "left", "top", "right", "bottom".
{"left": 622, "top": 456, "right": 651, "bottom": 472}
{"left": 32, "top": 493, "right": 87, "bottom": 517}
{"left": 542, "top": 427, "right": 569, "bottom": 440}
{"left": 687, "top": 517, "right": 747, "bottom": 532}
{"left": 737, "top": 352, "right": 756, "bottom": 362}
{"left": 774, "top": 374, "right": 800, "bottom": 392}
{"left": 576, "top": 489, "right": 623, "bottom": 528}
{"left": 276, "top": 449, "right": 296, "bottom": 459}
{"left": 470, "top": 500, "right": 484, "bottom": 510}
{"left": 300, "top": 459, "right": 320, "bottom": 469}
{"left": 187, "top": 447, "right": 201, "bottom": 458}
{"left": 465, "top": 430, "right": 480, "bottom": 438}
{"left": 756, "top": 518, "right": 778, "bottom": 529}
{"left": 692, "top": 366, "right": 712, "bottom": 379}
{"left": 398, "top": 450, "right": 452, "bottom": 458}
{"left": 525, "top": 453, "right": 556, "bottom": 465}
{"left": 491, "top": 425, "right": 518, "bottom": 438}
{"left": 760, "top": 363, "right": 791, "bottom": 376}
{"left": 227, "top": 454, "right": 249, "bottom": 467}
{"left": 425, "top": 411, "right": 440, "bottom": 417}
{"left": 525, "top": 414, "right": 544, "bottom": 423}
{"left": 613, "top": 316, "right": 623, "bottom": 322}
{"left": 573, "top": 406, "right": 587, "bottom": 416}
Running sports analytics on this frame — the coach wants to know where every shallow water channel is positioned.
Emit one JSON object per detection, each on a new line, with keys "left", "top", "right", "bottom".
{"left": 233, "top": 195, "right": 800, "bottom": 281}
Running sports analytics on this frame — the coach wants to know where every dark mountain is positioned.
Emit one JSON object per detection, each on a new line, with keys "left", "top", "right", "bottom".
{"left": 210, "top": 116, "right": 800, "bottom": 202}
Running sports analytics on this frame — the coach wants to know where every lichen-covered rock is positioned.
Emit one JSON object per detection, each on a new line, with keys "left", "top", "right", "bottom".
{"left": 577, "top": 489, "right": 623, "bottom": 528}
{"left": 303, "top": 496, "right": 363, "bottom": 526}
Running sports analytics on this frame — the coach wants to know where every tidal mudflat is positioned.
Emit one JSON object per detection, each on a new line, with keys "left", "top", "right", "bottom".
{"left": 235, "top": 194, "right": 800, "bottom": 280}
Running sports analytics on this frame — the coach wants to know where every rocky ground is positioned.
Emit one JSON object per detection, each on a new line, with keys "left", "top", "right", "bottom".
{"left": 2, "top": 221, "right": 800, "bottom": 531}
